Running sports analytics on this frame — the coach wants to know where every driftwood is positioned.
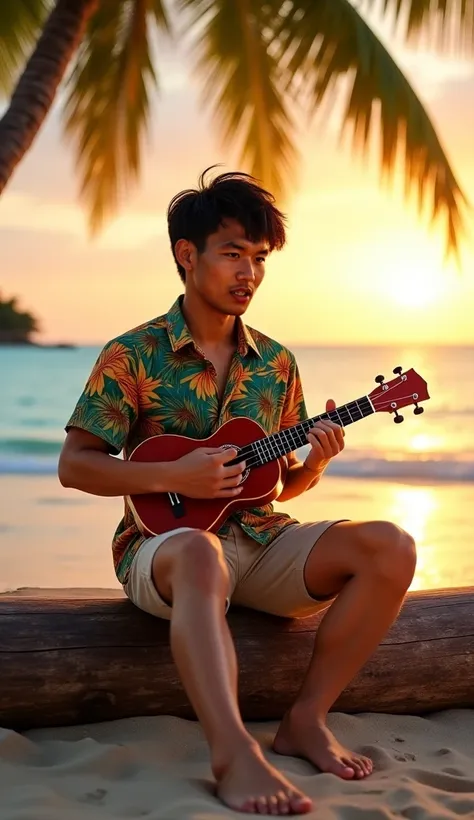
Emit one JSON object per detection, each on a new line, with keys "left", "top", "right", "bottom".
{"left": 0, "top": 587, "right": 473, "bottom": 730}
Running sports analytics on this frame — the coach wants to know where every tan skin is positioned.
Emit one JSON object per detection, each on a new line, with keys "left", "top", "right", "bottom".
{"left": 59, "top": 219, "right": 417, "bottom": 816}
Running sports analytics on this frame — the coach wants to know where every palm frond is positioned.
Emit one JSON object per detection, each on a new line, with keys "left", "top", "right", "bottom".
{"left": 368, "top": 0, "right": 474, "bottom": 54}
{"left": 0, "top": 0, "right": 51, "bottom": 94}
{"left": 178, "top": 0, "right": 297, "bottom": 200}
{"left": 150, "top": 0, "right": 169, "bottom": 28}
{"left": 63, "top": 0, "right": 170, "bottom": 234}
{"left": 274, "top": 0, "right": 468, "bottom": 256}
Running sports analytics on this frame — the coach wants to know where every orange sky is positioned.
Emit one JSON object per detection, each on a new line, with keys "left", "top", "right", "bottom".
{"left": 1, "top": 14, "right": 474, "bottom": 346}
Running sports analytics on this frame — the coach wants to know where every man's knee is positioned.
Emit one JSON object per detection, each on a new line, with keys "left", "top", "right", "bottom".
{"left": 357, "top": 520, "right": 416, "bottom": 590}
{"left": 153, "top": 530, "right": 229, "bottom": 601}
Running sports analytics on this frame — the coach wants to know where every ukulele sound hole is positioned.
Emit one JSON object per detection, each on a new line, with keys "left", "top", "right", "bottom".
{"left": 221, "top": 444, "right": 250, "bottom": 484}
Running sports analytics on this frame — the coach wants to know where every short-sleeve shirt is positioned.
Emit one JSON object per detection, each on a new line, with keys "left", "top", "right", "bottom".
{"left": 66, "top": 296, "right": 309, "bottom": 584}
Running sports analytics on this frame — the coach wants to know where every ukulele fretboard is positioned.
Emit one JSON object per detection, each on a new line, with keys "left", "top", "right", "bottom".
{"left": 235, "top": 395, "right": 374, "bottom": 467}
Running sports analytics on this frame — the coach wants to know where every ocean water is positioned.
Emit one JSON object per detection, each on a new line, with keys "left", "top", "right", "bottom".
{"left": 1, "top": 344, "right": 473, "bottom": 480}
{"left": 0, "top": 344, "right": 473, "bottom": 593}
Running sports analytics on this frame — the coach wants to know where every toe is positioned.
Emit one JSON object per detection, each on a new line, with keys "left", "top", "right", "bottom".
{"left": 276, "top": 790, "right": 290, "bottom": 815}
{"left": 256, "top": 796, "right": 269, "bottom": 814}
{"left": 355, "top": 755, "right": 372, "bottom": 777}
{"left": 241, "top": 797, "right": 257, "bottom": 813}
{"left": 288, "top": 791, "right": 312, "bottom": 814}
{"left": 268, "top": 795, "right": 280, "bottom": 816}
{"left": 363, "top": 756, "right": 374, "bottom": 774}
{"left": 341, "top": 755, "right": 364, "bottom": 778}
{"left": 332, "top": 759, "right": 356, "bottom": 779}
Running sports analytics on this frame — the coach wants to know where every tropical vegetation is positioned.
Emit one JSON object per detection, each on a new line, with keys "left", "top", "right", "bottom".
{"left": 0, "top": 0, "right": 473, "bottom": 256}
{"left": 0, "top": 293, "right": 39, "bottom": 344}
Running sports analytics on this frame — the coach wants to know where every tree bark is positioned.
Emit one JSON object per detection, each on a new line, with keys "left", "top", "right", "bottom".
{"left": 0, "top": 587, "right": 473, "bottom": 730}
{"left": 0, "top": 0, "right": 98, "bottom": 193}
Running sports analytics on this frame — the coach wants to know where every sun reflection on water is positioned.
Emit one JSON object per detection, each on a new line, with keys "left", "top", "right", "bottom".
{"left": 388, "top": 485, "right": 447, "bottom": 591}
{"left": 390, "top": 486, "right": 436, "bottom": 542}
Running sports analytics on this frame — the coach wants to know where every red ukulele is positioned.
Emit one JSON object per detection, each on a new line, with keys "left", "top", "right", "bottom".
{"left": 128, "top": 366, "right": 430, "bottom": 537}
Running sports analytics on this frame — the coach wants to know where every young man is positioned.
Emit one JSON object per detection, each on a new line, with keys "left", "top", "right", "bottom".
{"left": 59, "top": 169, "right": 416, "bottom": 816}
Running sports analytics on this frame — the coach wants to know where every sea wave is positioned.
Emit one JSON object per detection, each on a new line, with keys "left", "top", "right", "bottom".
{"left": 0, "top": 438, "right": 62, "bottom": 456}
{"left": 326, "top": 458, "right": 474, "bottom": 481}
{"left": 1, "top": 453, "right": 473, "bottom": 482}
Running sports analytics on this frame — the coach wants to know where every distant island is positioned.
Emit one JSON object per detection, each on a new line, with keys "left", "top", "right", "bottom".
{"left": 0, "top": 292, "right": 75, "bottom": 347}
{"left": 0, "top": 292, "right": 38, "bottom": 344}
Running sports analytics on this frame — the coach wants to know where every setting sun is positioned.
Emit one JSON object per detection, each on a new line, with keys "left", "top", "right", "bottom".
{"left": 409, "top": 433, "right": 445, "bottom": 452}
{"left": 372, "top": 244, "right": 453, "bottom": 309}
{"left": 388, "top": 269, "right": 447, "bottom": 308}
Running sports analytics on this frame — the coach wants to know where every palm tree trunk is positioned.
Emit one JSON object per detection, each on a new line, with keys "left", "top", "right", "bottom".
{"left": 0, "top": 0, "right": 98, "bottom": 194}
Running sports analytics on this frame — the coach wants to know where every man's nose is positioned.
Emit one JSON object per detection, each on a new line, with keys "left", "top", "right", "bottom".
{"left": 236, "top": 258, "right": 256, "bottom": 280}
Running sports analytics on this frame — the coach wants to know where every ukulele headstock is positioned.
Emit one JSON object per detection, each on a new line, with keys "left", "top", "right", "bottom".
{"left": 368, "top": 367, "right": 430, "bottom": 423}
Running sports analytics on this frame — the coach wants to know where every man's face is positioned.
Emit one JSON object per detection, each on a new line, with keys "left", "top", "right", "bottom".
{"left": 185, "top": 219, "right": 269, "bottom": 316}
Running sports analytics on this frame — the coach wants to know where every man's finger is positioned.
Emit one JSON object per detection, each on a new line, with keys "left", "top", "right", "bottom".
{"left": 223, "top": 461, "right": 246, "bottom": 477}
{"left": 216, "top": 447, "right": 239, "bottom": 462}
{"left": 312, "top": 421, "right": 340, "bottom": 443}
{"left": 308, "top": 431, "right": 332, "bottom": 458}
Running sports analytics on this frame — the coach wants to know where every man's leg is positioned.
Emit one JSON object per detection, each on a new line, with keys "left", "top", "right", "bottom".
{"left": 151, "top": 529, "right": 312, "bottom": 815}
{"left": 273, "top": 520, "right": 416, "bottom": 779}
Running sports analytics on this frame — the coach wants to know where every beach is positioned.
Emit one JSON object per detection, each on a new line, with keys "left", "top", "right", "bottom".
{"left": 2, "top": 344, "right": 474, "bottom": 817}
{"left": 4, "top": 711, "right": 474, "bottom": 820}
{"left": 1, "top": 636, "right": 474, "bottom": 818}
{"left": 2, "top": 473, "right": 474, "bottom": 594}
{"left": 2, "top": 475, "right": 474, "bottom": 819}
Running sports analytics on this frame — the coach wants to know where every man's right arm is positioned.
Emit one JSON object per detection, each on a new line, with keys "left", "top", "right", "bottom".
{"left": 58, "top": 428, "right": 246, "bottom": 499}
{"left": 58, "top": 428, "right": 177, "bottom": 497}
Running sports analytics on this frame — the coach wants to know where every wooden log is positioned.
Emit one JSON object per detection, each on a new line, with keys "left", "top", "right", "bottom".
{"left": 0, "top": 587, "right": 473, "bottom": 730}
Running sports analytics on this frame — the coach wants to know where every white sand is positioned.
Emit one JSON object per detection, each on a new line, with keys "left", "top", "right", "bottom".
{"left": 2, "top": 476, "right": 474, "bottom": 817}
{"left": 1, "top": 711, "right": 474, "bottom": 818}
{"left": 1, "top": 587, "right": 474, "bottom": 818}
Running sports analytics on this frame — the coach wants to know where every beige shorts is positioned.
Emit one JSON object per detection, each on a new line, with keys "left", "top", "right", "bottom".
{"left": 123, "top": 519, "right": 345, "bottom": 620}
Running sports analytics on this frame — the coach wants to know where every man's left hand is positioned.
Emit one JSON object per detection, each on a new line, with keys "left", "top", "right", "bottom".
{"left": 304, "top": 398, "right": 345, "bottom": 474}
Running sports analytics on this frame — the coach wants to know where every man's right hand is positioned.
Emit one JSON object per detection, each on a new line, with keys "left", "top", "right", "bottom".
{"left": 170, "top": 447, "right": 246, "bottom": 498}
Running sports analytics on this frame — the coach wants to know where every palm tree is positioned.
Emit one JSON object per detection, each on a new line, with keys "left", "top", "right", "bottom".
{"left": 0, "top": 292, "right": 39, "bottom": 344}
{"left": 0, "top": 1, "right": 472, "bottom": 255}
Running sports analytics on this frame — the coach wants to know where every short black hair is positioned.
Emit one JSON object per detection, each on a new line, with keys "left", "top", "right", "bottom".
{"left": 167, "top": 166, "right": 287, "bottom": 282}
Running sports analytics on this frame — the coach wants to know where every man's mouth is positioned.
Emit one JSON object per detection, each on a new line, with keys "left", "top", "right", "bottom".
{"left": 230, "top": 287, "right": 252, "bottom": 299}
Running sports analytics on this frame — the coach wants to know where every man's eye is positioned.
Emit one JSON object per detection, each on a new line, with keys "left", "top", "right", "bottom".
{"left": 256, "top": 257, "right": 266, "bottom": 264}
{"left": 226, "top": 252, "right": 239, "bottom": 258}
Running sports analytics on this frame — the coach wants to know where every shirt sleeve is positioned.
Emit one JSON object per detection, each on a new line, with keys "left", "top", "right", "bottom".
{"left": 280, "top": 354, "right": 308, "bottom": 465}
{"left": 280, "top": 353, "right": 308, "bottom": 429}
{"left": 65, "top": 339, "right": 139, "bottom": 455}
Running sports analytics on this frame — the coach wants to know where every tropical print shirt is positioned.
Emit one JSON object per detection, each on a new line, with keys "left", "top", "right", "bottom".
{"left": 66, "top": 296, "right": 309, "bottom": 584}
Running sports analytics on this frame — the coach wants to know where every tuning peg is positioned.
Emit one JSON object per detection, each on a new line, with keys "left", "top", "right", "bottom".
{"left": 393, "top": 410, "right": 404, "bottom": 424}
{"left": 375, "top": 374, "right": 385, "bottom": 384}
{"left": 393, "top": 366, "right": 403, "bottom": 375}
{"left": 414, "top": 405, "right": 424, "bottom": 415}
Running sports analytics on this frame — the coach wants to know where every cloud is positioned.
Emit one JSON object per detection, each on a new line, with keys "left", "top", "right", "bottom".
{"left": 0, "top": 191, "right": 169, "bottom": 250}
{"left": 0, "top": 193, "right": 85, "bottom": 238}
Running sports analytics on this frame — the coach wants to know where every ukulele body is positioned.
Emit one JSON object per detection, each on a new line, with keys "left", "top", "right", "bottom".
{"left": 128, "top": 417, "right": 284, "bottom": 536}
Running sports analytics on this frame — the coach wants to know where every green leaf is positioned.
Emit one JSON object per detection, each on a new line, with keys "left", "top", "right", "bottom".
{"left": 179, "top": 0, "right": 297, "bottom": 200}
{"left": 367, "top": 0, "right": 474, "bottom": 54}
{"left": 274, "top": 0, "right": 468, "bottom": 257}
{"left": 0, "top": 0, "right": 51, "bottom": 94}
{"left": 63, "top": 0, "right": 170, "bottom": 234}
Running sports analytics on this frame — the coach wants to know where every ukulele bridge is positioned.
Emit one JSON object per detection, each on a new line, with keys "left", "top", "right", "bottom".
{"left": 167, "top": 492, "right": 185, "bottom": 519}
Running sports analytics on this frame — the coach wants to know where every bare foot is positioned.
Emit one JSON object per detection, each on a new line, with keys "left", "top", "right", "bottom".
{"left": 273, "top": 709, "right": 373, "bottom": 780}
{"left": 213, "top": 741, "right": 313, "bottom": 815}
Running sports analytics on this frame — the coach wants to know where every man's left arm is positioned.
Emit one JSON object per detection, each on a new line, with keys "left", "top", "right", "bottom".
{"left": 278, "top": 401, "right": 345, "bottom": 502}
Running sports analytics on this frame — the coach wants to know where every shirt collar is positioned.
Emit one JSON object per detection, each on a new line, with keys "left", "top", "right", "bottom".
{"left": 165, "top": 296, "right": 261, "bottom": 358}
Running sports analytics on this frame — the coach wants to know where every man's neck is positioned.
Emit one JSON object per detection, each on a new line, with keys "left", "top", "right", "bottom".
{"left": 181, "top": 292, "right": 238, "bottom": 349}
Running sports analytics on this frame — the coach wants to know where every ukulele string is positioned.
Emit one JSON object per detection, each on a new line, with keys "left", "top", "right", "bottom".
{"left": 372, "top": 390, "right": 417, "bottom": 411}
{"left": 233, "top": 411, "right": 345, "bottom": 472}
{"left": 234, "top": 383, "right": 417, "bottom": 472}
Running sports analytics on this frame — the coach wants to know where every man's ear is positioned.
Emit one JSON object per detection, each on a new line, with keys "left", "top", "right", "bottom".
{"left": 175, "top": 239, "right": 196, "bottom": 274}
